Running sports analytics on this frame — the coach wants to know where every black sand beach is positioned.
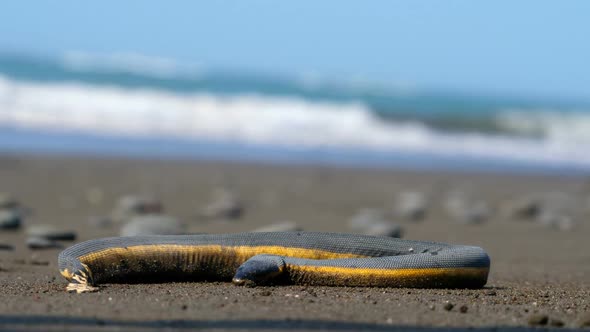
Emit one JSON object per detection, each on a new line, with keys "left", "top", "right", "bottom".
{"left": 0, "top": 154, "right": 589, "bottom": 331}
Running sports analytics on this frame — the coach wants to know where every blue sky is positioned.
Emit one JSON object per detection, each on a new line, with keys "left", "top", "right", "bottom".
{"left": 0, "top": 1, "right": 589, "bottom": 100}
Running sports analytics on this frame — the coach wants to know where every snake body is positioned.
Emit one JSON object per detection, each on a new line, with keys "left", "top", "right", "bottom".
{"left": 58, "top": 232, "right": 490, "bottom": 293}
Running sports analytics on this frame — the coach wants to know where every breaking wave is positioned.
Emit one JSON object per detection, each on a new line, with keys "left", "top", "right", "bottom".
{"left": 1, "top": 75, "right": 590, "bottom": 169}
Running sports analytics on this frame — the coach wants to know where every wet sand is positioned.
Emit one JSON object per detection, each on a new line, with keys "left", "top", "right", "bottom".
{"left": 0, "top": 154, "right": 589, "bottom": 331}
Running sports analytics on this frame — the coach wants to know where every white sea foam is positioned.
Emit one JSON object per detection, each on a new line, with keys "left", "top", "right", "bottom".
{"left": 1, "top": 75, "right": 590, "bottom": 168}
{"left": 496, "top": 110, "right": 590, "bottom": 144}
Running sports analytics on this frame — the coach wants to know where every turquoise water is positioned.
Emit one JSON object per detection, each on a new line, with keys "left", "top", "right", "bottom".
{"left": 1, "top": 53, "right": 589, "bottom": 173}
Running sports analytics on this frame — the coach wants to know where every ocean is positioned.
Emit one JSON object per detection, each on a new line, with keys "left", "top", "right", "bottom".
{"left": 1, "top": 52, "right": 589, "bottom": 174}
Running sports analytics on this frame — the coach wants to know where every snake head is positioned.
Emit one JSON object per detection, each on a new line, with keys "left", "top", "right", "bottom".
{"left": 232, "top": 254, "right": 285, "bottom": 286}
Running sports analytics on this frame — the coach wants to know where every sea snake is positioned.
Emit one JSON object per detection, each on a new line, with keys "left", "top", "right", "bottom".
{"left": 58, "top": 232, "right": 490, "bottom": 293}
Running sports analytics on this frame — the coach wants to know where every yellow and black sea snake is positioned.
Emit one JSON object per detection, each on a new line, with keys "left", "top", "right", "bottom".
{"left": 58, "top": 232, "right": 490, "bottom": 293}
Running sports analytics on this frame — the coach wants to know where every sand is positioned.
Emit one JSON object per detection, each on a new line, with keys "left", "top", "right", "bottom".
{"left": 0, "top": 154, "right": 589, "bottom": 331}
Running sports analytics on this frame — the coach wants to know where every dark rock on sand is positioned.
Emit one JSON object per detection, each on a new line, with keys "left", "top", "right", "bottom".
{"left": 528, "top": 313, "right": 549, "bottom": 326}
{"left": 199, "top": 188, "right": 243, "bottom": 220}
{"left": 361, "top": 221, "right": 403, "bottom": 238}
{"left": 394, "top": 191, "right": 428, "bottom": 221}
{"left": 112, "top": 195, "right": 163, "bottom": 223}
{"left": 87, "top": 215, "right": 112, "bottom": 228}
{"left": 120, "top": 214, "right": 186, "bottom": 236}
{"left": 348, "top": 209, "right": 403, "bottom": 237}
{"left": 445, "top": 193, "right": 491, "bottom": 224}
{"left": 26, "top": 237, "right": 63, "bottom": 250}
{"left": 348, "top": 208, "right": 386, "bottom": 231}
{"left": 501, "top": 195, "right": 542, "bottom": 220}
{"left": 0, "top": 209, "right": 21, "bottom": 230}
{"left": 0, "top": 243, "right": 14, "bottom": 251}
{"left": 536, "top": 211, "right": 574, "bottom": 231}
{"left": 443, "top": 302, "right": 454, "bottom": 311}
{"left": 549, "top": 318, "right": 565, "bottom": 327}
{"left": 26, "top": 225, "right": 76, "bottom": 241}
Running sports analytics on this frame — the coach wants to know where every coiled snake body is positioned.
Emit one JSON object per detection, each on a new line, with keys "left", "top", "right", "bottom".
{"left": 58, "top": 232, "right": 490, "bottom": 293}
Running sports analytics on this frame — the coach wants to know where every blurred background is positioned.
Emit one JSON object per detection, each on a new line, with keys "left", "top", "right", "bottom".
{"left": 0, "top": 1, "right": 589, "bottom": 173}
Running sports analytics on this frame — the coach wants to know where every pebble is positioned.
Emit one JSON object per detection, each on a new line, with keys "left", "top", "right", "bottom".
{"left": 120, "top": 215, "right": 186, "bottom": 236}
{"left": 26, "top": 225, "right": 76, "bottom": 241}
{"left": 459, "top": 305, "right": 468, "bottom": 313}
{"left": 87, "top": 216, "right": 112, "bottom": 228}
{"left": 252, "top": 221, "right": 302, "bottom": 232}
{"left": 348, "top": 208, "right": 386, "bottom": 231}
{"left": 528, "top": 314, "right": 549, "bottom": 326}
{"left": 26, "top": 237, "right": 63, "bottom": 250}
{"left": 443, "top": 302, "right": 454, "bottom": 311}
{"left": 361, "top": 221, "right": 403, "bottom": 238}
{"left": 0, "top": 243, "right": 14, "bottom": 251}
{"left": 394, "top": 191, "right": 428, "bottom": 221}
{"left": 549, "top": 318, "right": 565, "bottom": 327}
{"left": 445, "top": 194, "right": 491, "bottom": 224}
{"left": 348, "top": 209, "right": 404, "bottom": 237}
{"left": 0, "top": 209, "right": 21, "bottom": 230}
{"left": 199, "top": 188, "right": 243, "bottom": 220}
{"left": 502, "top": 195, "right": 541, "bottom": 220}
{"left": 112, "top": 195, "right": 163, "bottom": 223}
{"left": 536, "top": 211, "right": 574, "bottom": 231}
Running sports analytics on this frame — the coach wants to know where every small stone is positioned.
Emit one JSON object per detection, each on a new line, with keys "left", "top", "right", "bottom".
{"left": 87, "top": 216, "right": 112, "bottom": 228}
{"left": 112, "top": 195, "right": 163, "bottom": 223}
{"left": 0, "top": 209, "right": 21, "bottom": 230}
{"left": 27, "top": 225, "right": 76, "bottom": 241}
{"left": 348, "top": 209, "right": 386, "bottom": 230}
{"left": 485, "top": 290, "right": 497, "bottom": 296}
{"left": 199, "top": 188, "right": 243, "bottom": 220}
{"left": 362, "top": 221, "right": 404, "bottom": 238}
{"left": 394, "top": 191, "right": 428, "bottom": 222}
{"left": 502, "top": 195, "right": 541, "bottom": 220}
{"left": 528, "top": 314, "right": 549, "bottom": 326}
{"left": 443, "top": 302, "right": 454, "bottom": 311}
{"left": 259, "top": 290, "right": 272, "bottom": 296}
{"left": 459, "top": 305, "right": 468, "bottom": 313}
{"left": 549, "top": 318, "right": 564, "bottom": 327}
{"left": 428, "top": 304, "right": 435, "bottom": 311}
{"left": 445, "top": 193, "right": 490, "bottom": 224}
{"left": 181, "top": 304, "right": 188, "bottom": 310}
{"left": 537, "top": 212, "right": 575, "bottom": 231}
{"left": 26, "top": 237, "right": 63, "bottom": 250}
{"left": 348, "top": 209, "right": 403, "bottom": 237}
